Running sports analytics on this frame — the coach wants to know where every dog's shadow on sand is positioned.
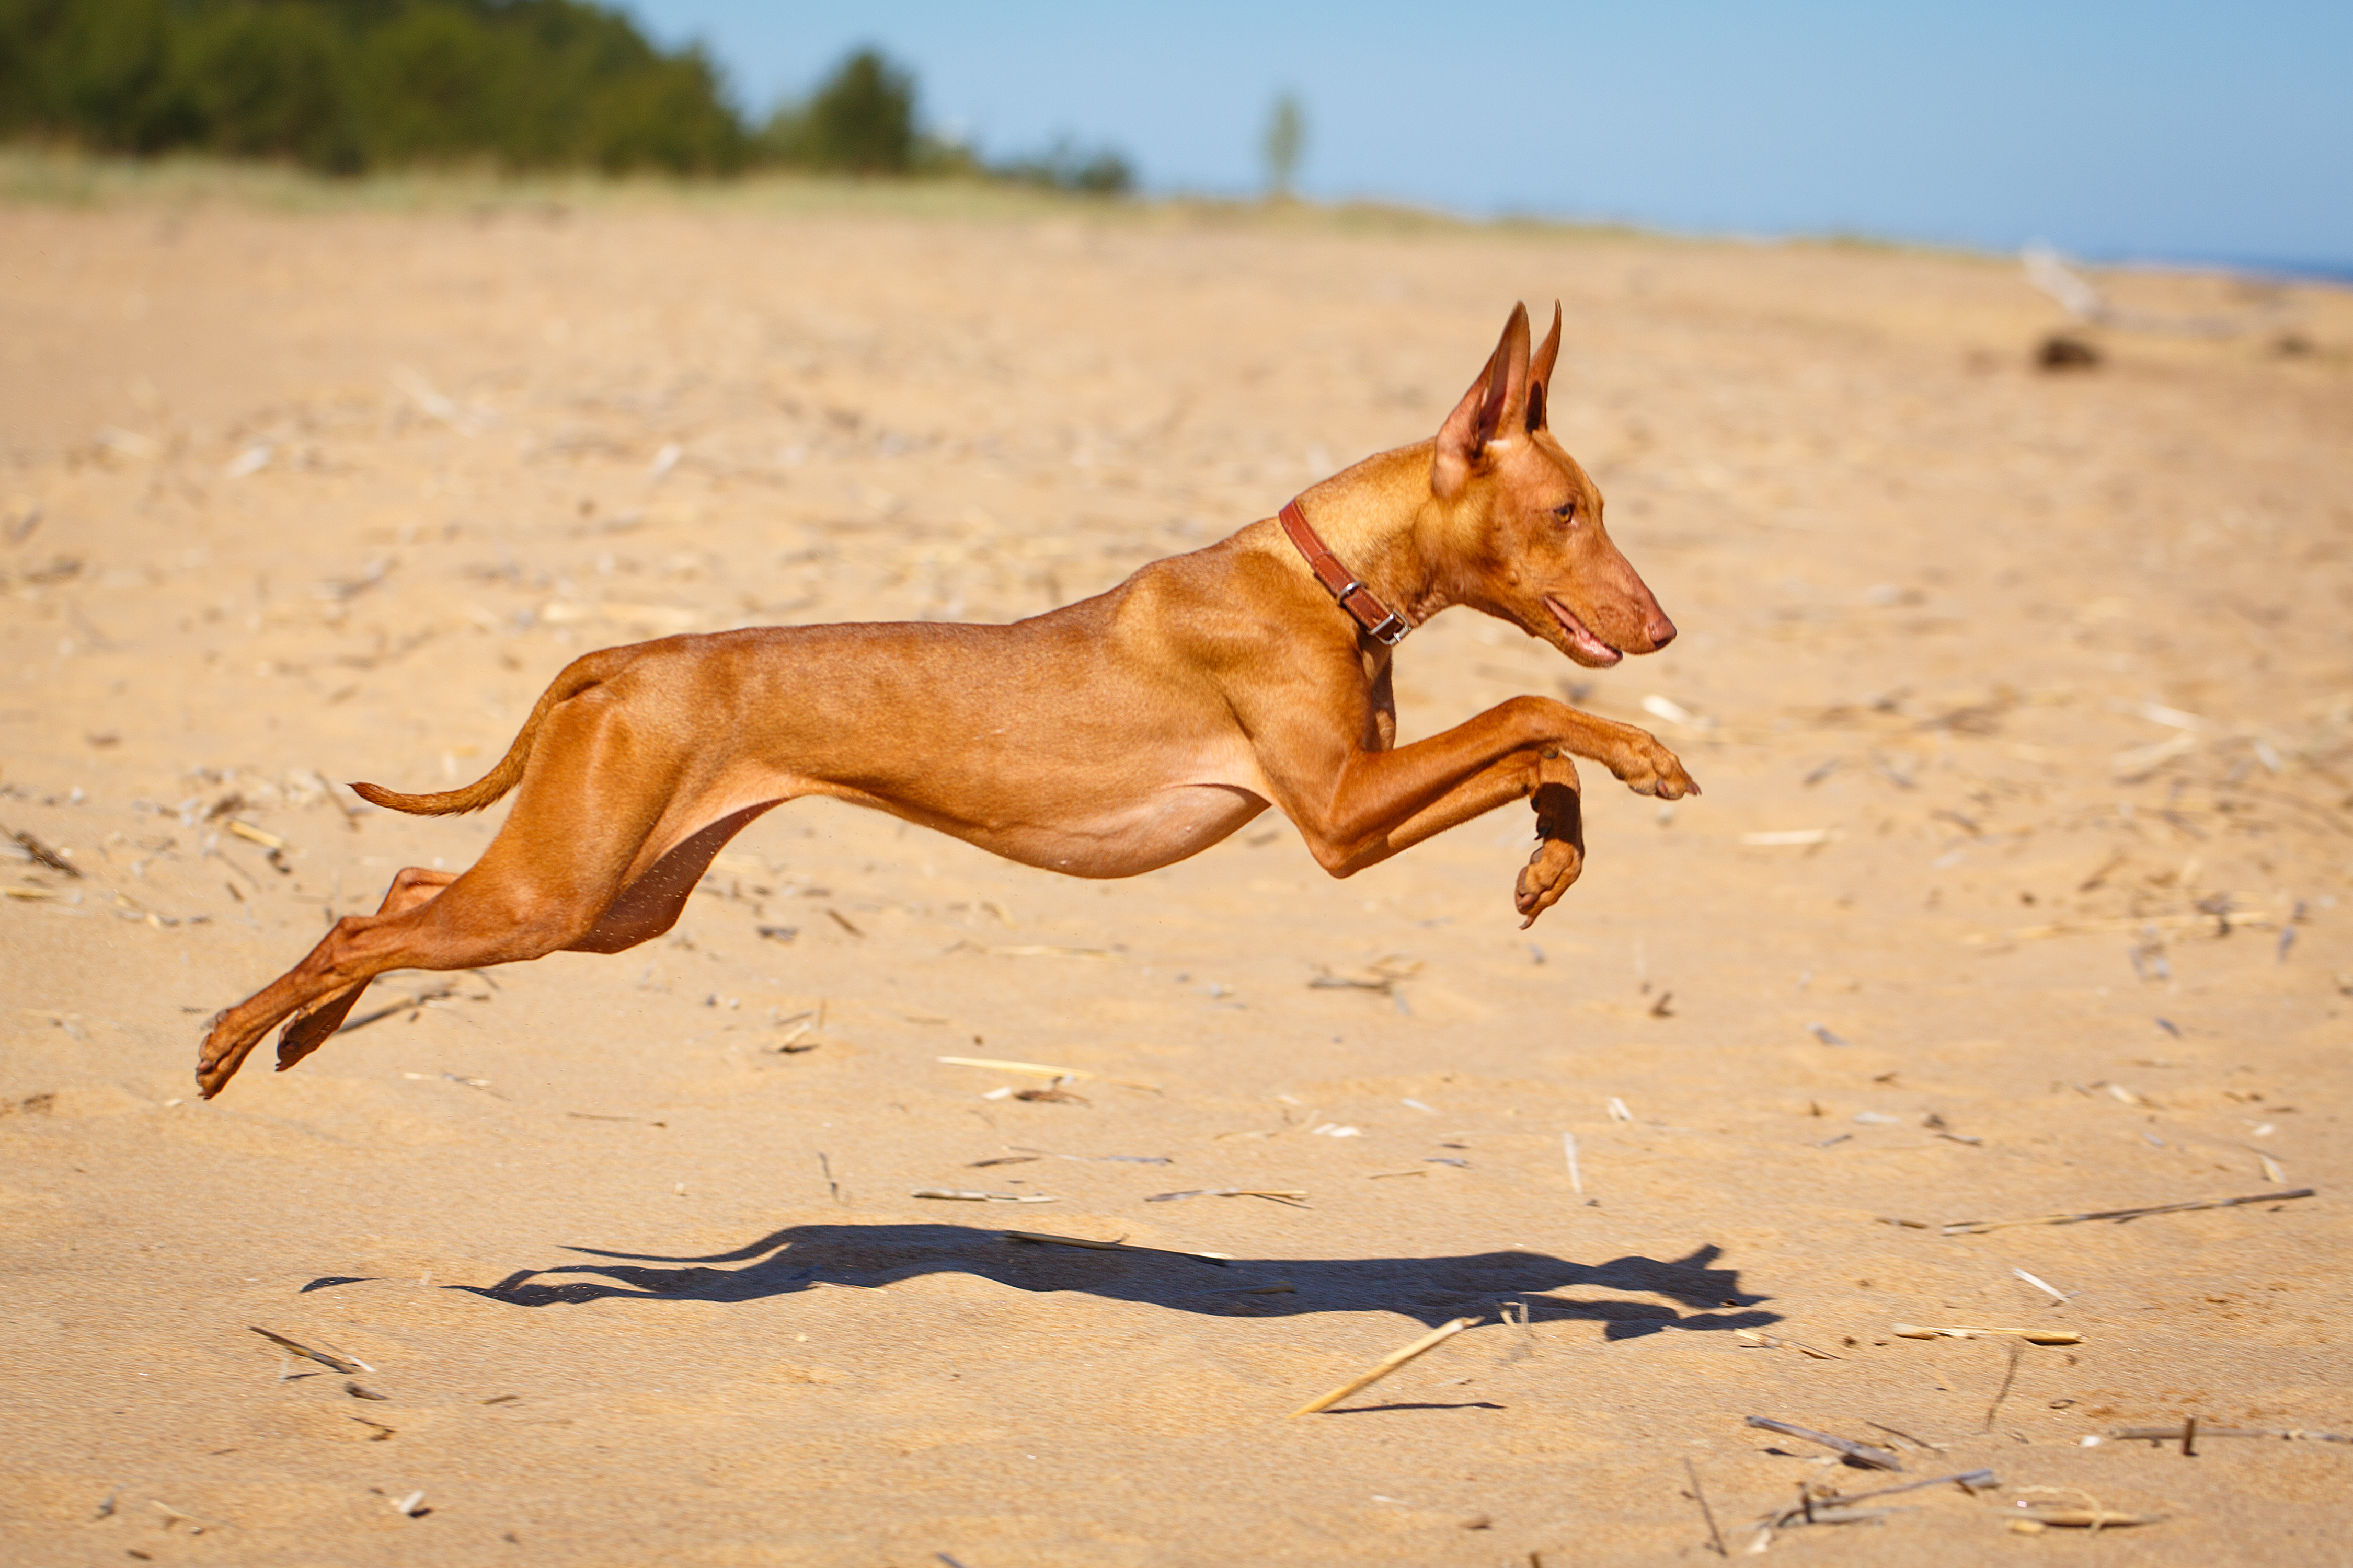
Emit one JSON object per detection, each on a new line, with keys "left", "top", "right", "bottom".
{"left": 431, "top": 1225, "right": 1780, "bottom": 1339}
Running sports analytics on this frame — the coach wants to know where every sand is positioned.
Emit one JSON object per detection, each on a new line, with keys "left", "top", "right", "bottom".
{"left": 2, "top": 174, "right": 2349, "bottom": 1565}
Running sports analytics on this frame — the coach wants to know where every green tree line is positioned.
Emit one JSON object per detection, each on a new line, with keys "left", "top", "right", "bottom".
{"left": 0, "top": 1, "right": 1131, "bottom": 190}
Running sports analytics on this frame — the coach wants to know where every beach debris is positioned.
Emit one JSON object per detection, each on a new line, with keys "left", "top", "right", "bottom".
{"left": 1941, "top": 1187, "right": 2314, "bottom": 1235}
{"left": 1560, "top": 1131, "right": 1583, "bottom": 1194}
{"left": 1001, "top": 1228, "right": 1228, "bottom": 1265}
{"left": 150, "top": 1500, "right": 209, "bottom": 1534}
{"left": 2012, "top": 1267, "right": 2073, "bottom": 1304}
{"left": 1741, "top": 828, "right": 1835, "bottom": 847}
{"left": 248, "top": 1325, "right": 370, "bottom": 1374}
{"left": 968, "top": 1155, "right": 1040, "bottom": 1168}
{"left": 1864, "top": 1420, "right": 1948, "bottom": 1454}
{"left": 1735, "top": 1329, "right": 1843, "bottom": 1360}
{"left": 2111, "top": 1423, "right": 2351, "bottom": 1445}
{"left": 1893, "top": 1324, "right": 2082, "bottom": 1345}
{"left": 910, "top": 1189, "right": 1058, "bottom": 1203}
{"left": 936, "top": 1055, "right": 1160, "bottom": 1092}
{"left": 391, "top": 1489, "right": 428, "bottom": 1517}
{"left": 1965, "top": 908, "right": 2280, "bottom": 947}
{"left": 818, "top": 1151, "right": 840, "bottom": 1204}
{"left": 566, "top": 1111, "right": 667, "bottom": 1127}
{"left": 755, "top": 924, "right": 798, "bottom": 943}
{"left": 1751, "top": 1469, "right": 1994, "bottom": 1549}
{"left": 1982, "top": 1341, "right": 2025, "bottom": 1430}
{"left": 391, "top": 365, "right": 484, "bottom": 435}
{"left": 1309, "top": 1123, "right": 1362, "bottom": 1138}
{"left": 1014, "top": 1077, "right": 1091, "bottom": 1104}
{"left": 7, "top": 827, "right": 81, "bottom": 877}
{"left": 1744, "top": 1416, "right": 1903, "bottom": 1470}
{"left": 397, "top": 1068, "right": 502, "bottom": 1097}
{"left": 1290, "top": 1317, "right": 1478, "bottom": 1417}
{"left": 1367, "top": 1169, "right": 1426, "bottom": 1180}
{"left": 1147, "top": 1187, "right": 1305, "bottom": 1205}
{"left": 2008, "top": 1484, "right": 2160, "bottom": 1531}
{"left": 824, "top": 907, "right": 864, "bottom": 937}
{"left": 1806, "top": 1023, "right": 1850, "bottom": 1047}
{"left": 949, "top": 940, "right": 1118, "bottom": 958}
{"left": 1308, "top": 954, "right": 1421, "bottom": 995}
{"left": 1683, "top": 1457, "right": 1728, "bottom": 1557}
{"left": 345, "top": 1380, "right": 389, "bottom": 1401}
{"left": 769, "top": 1001, "right": 823, "bottom": 1052}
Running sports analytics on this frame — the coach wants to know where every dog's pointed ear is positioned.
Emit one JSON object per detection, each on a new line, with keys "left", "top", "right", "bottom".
{"left": 1433, "top": 302, "right": 1532, "bottom": 499}
{"left": 1526, "top": 302, "right": 1562, "bottom": 432}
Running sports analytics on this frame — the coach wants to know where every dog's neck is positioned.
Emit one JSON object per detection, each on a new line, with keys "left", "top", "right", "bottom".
{"left": 1288, "top": 441, "right": 1482, "bottom": 635}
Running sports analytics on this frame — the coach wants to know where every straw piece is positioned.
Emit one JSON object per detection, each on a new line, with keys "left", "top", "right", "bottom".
{"left": 1892, "top": 1323, "right": 2083, "bottom": 1344}
{"left": 2017, "top": 1507, "right": 2163, "bottom": 1529}
{"left": 1290, "top": 1317, "right": 1478, "bottom": 1417}
{"left": 1941, "top": 1187, "right": 2314, "bottom": 1235}
{"left": 910, "top": 1189, "right": 1057, "bottom": 1203}
{"left": 936, "top": 1055, "right": 1162, "bottom": 1092}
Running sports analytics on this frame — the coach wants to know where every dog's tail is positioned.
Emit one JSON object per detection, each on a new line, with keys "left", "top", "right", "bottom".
{"left": 350, "top": 651, "right": 618, "bottom": 817}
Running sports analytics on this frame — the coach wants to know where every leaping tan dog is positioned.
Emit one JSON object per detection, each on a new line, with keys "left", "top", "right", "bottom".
{"left": 197, "top": 302, "right": 1697, "bottom": 1099}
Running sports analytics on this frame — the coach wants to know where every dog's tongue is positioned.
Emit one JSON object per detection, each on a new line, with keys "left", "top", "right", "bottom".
{"left": 1548, "top": 598, "right": 1623, "bottom": 665}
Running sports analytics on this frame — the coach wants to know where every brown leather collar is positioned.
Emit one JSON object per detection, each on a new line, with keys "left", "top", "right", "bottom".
{"left": 1278, "top": 499, "right": 1409, "bottom": 646}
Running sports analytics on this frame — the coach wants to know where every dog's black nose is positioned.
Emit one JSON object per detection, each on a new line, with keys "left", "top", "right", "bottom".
{"left": 1646, "top": 612, "right": 1678, "bottom": 649}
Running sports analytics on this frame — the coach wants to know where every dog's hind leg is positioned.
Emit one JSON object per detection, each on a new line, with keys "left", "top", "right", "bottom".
{"left": 272, "top": 867, "right": 457, "bottom": 1073}
{"left": 198, "top": 689, "right": 680, "bottom": 1099}
{"left": 564, "top": 801, "right": 785, "bottom": 954}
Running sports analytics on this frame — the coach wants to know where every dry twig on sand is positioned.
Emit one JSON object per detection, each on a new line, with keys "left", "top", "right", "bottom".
{"left": 1893, "top": 1323, "right": 2082, "bottom": 1344}
{"left": 1941, "top": 1187, "right": 2314, "bottom": 1235}
{"left": 1146, "top": 1187, "right": 1307, "bottom": 1206}
{"left": 1683, "top": 1457, "right": 1727, "bottom": 1557}
{"left": 248, "top": 1324, "right": 370, "bottom": 1374}
{"left": 2113, "top": 1423, "right": 2351, "bottom": 1444}
{"left": 1290, "top": 1318, "right": 1478, "bottom": 1416}
{"left": 1749, "top": 1468, "right": 1996, "bottom": 1551}
{"left": 1744, "top": 1417, "right": 1903, "bottom": 1470}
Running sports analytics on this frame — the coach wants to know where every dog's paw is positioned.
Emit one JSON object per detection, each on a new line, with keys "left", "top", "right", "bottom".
{"left": 1615, "top": 734, "right": 1700, "bottom": 800}
{"left": 1514, "top": 836, "right": 1585, "bottom": 928}
{"left": 194, "top": 1011, "right": 261, "bottom": 1100}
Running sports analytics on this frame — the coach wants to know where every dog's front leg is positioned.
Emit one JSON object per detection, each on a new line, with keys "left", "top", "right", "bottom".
{"left": 1549, "top": 708, "right": 1699, "bottom": 800}
{"left": 1248, "top": 696, "right": 1599, "bottom": 920}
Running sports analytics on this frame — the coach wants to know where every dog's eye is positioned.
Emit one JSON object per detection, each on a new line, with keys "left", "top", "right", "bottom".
{"left": 1552, "top": 502, "right": 1577, "bottom": 524}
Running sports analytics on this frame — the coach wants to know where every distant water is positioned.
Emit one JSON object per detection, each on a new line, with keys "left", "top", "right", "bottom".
{"left": 2066, "top": 251, "right": 2353, "bottom": 286}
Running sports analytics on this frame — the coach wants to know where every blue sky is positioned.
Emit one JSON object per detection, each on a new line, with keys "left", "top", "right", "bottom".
{"left": 623, "top": 2, "right": 2352, "bottom": 270}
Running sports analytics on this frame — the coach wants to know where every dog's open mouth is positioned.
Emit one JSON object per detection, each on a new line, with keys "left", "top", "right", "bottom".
{"left": 1545, "top": 597, "right": 1623, "bottom": 666}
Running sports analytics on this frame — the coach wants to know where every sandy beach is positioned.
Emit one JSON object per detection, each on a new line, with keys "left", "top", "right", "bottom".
{"left": 3, "top": 175, "right": 2349, "bottom": 1564}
